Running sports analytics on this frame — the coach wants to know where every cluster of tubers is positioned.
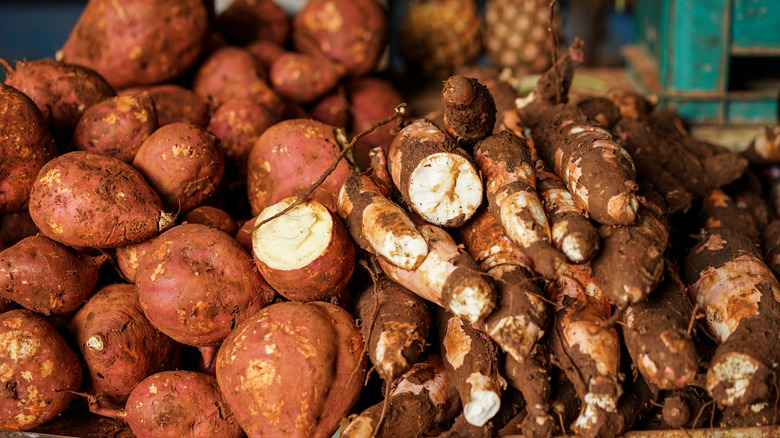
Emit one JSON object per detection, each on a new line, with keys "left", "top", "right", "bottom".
{"left": 1, "top": 1, "right": 780, "bottom": 437}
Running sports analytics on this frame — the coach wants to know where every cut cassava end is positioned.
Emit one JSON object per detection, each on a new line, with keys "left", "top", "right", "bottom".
{"left": 338, "top": 173, "right": 428, "bottom": 270}
{"left": 442, "top": 75, "right": 497, "bottom": 147}
{"left": 534, "top": 161, "right": 600, "bottom": 263}
{"left": 388, "top": 119, "right": 483, "bottom": 227}
{"left": 253, "top": 197, "right": 355, "bottom": 301}
{"left": 378, "top": 219, "right": 495, "bottom": 324}
{"left": 475, "top": 131, "right": 565, "bottom": 278}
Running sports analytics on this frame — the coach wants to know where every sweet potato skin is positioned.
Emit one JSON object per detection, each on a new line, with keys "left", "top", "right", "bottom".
{"left": 68, "top": 284, "right": 181, "bottom": 404}
{"left": 133, "top": 122, "right": 224, "bottom": 213}
{"left": 0, "top": 84, "right": 57, "bottom": 215}
{"left": 0, "top": 309, "right": 82, "bottom": 431}
{"left": 247, "top": 119, "right": 351, "bottom": 215}
{"left": 346, "top": 77, "right": 404, "bottom": 168}
{"left": 120, "top": 84, "right": 210, "bottom": 127}
{"left": 125, "top": 371, "right": 242, "bottom": 438}
{"left": 60, "top": 0, "right": 209, "bottom": 89}
{"left": 115, "top": 238, "right": 156, "bottom": 283}
{"left": 193, "top": 46, "right": 267, "bottom": 103}
{"left": 0, "top": 236, "right": 106, "bottom": 315}
{"left": 29, "top": 151, "right": 174, "bottom": 248}
{"left": 136, "top": 224, "right": 275, "bottom": 347}
{"left": 72, "top": 92, "right": 158, "bottom": 163}
{"left": 215, "top": 0, "right": 290, "bottom": 46}
{"left": 269, "top": 52, "right": 344, "bottom": 104}
{"left": 181, "top": 205, "right": 238, "bottom": 236}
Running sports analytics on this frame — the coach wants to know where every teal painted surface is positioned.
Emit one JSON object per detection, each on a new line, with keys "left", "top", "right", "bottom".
{"left": 731, "top": 0, "right": 780, "bottom": 51}
{"left": 662, "top": 98, "right": 722, "bottom": 121}
{"left": 665, "top": 0, "right": 727, "bottom": 91}
{"left": 727, "top": 98, "right": 778, "bottom": 122}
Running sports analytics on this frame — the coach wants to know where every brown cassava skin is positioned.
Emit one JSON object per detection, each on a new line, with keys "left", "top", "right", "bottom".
{"left": 29, "top": 151, "right": 174, "bottom": 248}
{"left": 459, "top": 207, "right": 548, "bottom": 363}
{"left": 193, "top": 46, "right": 267, "bottom": 102}
{"left": 702, "top": 188, "right": 762, "bottom": 245}
{"left": 269, "top": 52, "right": 344, "bottom": 104}
{"left": 592, "top": 187, "right": 669, "bottom": 306}
{"left": 437, "top": 309, "right": 504, "bottom": 427}
{"left": 346, "top": 77, "right": 404, "bottom": 168}
{"left": 307, "top": 301, "right": 367, "bottom": 438}
{"left": 215, "top": 0, "right": 290, "bottom": 46}
{"left": 72, "top": 91, "right": 158, "bottom": 163}
{"left": 622, "top": 276, "right": 698, "bottom": 390}
{"left": 355, "top": 276, "right": 431, "bottom": 382}
{"left": 67, "top": 284, "right": 181, "bottom": 405}
{"left": 504, "top": 345, "right": 556, "bottom": 438}
{"left": 0, "top": 309, "right": 82, "bottom": 431}
{"left": 340, "top": 355, "right": 461, "bottom": 438}
{"left": 247, "top": 119, "right": 351, "bottom": 215}
{"left": 115, "top": 238, "right": 155, "bottom": 283}
{"left": 252, "top": 199, "right": 355, "bottom": 301}
{"left": 125, "top": 371, "right": 242, "bottom": 438}
{"left": 475, "top": 131, "right": 565, "bottom": 278}
{"left": 378, "top": 218, "right": 496, "bottom": 324}
{"left": 293, "top": 0, "right": 388, "bottom": 77}
{"left": 0, "top": 211, "right": 39, "bottom": 247}
{"left": 682, "top": 227, "right": 780, "bottom": 343}
{"left": 133, "top": 122, "right": 224, "bottom": 214}
{"left": 576, "top": 96, "right": 621, "bottom": 130}
{"left": 388, "top": 119, "right": 483, "bottom": 227}
{"left": 60, "top": 0, "right": 208, "bottom": 89}
{"left": 120, "top": 84, "right": 210, "bottom": 127}
{"left": 181, "top": 205, "right": 238, "bottom": 236}
{"left": 216, "top": 301, "right": 339, "bottom": 438}
{"left": 456, "top": 65, "right": 520, "bottom": 134}
{"left": 0, "top": 236, "right": 107, "bottom": 315}
{"left": 534, "top": 161, "right": 600, "bottom": 263}
{"left": 3, "top": 59, "right": 114, "bottom": 149}
{"left": 0, "top": 84, "right": 57, "bottom": 215}
{"left": 136, "top": 224, "right": 275, "bottom": 347}
{"left": 442, "top": 75, "right": 496, "bottom": 147}
{"left": 367, "top": 146, "right": 394, "bottom": 199}
{"left": 337, "top": 173, "right": 428, "bottom": 270}
{"left": 763, "top": 219, "right": 780, "bottom": 279}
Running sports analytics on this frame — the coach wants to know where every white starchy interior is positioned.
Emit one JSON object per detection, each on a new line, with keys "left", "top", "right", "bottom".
{"left": 561, "top": 233, "right": 585, "bottom": 262}
{"left": 464, "top": 373, "right": 501, "bottom": 426}
{"left": 340, "top": 415, "right": 375, "bottom": 438}
{"left": 707, "top": 352, "right": 760, "bottom": 406}
{"left": 409, "top": 153, "right": 482, "bottom": 225}
{"left": 252, "top": 199, "right": 331, "bottom": 270}
{"left": 448, "top": 284, "right": 491, "bottom": 324}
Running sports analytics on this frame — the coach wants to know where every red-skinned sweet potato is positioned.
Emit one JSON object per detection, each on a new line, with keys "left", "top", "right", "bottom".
{"left": 293, "top": 0, "right": 388, "bottom": 77}
{"left": 59, "top": 0, "right": 209, "bottom": 89}
{"left": 72, "top": 91, "right": 158, "bottom": 163}
{"left": 3, "top": 59, "right": 114, "bottom": 149}
{"left": 247, "top": 118, "right": 351, "bottom": 215}
{"left": 0, "top": 309, "right": 82, "bottom": 431}
{"left": 193, "top": 46, "right": 267, "bottom": 100}
{"left": 246, "top": 39, "right": 288, "bottom": 72}
{"left": 124, "top": 371, "right": 242, "bottom": 438}
{"left": 136, "top": 223, "right": 275, "bottom": 347}
{"left": 269, "top": 52, "right": 345, "bottom": 104}
{"left": 67, "top": 284, "right": 181, "bottom": 405}
{"left": 0, "top": 212, "right": 39, "bottom": 247}
{"left": 215, "top": 0, "right": 290, "bottom": 46}
{"left": 252, "top": 198, "right": 355, "bottom": 301}
{"left": 310, "top": 91, "right": 351, "bottom": 128}
{"left": 115, "top": 238, "right": 156, "bottom": 283}
{"left": 181, "top": 205, "right": 238, "bottom": 236}
{"left": 0, "top": 235, "right": 107, "bottom": 315}
{"left": 28, "top": 151, "right": 175, "bottom": 248}
{"left": 0, "top": 83, "right": 57, "bottom": 215}
{"left": 346, "top": 77, "right": 403, "bottom": 168}
{"left": 132, "top": 122, "right": 224, "bottom": 214}
{"left": 216, "top": 300, "right": 364, "bottom": 438}
{"left": 119, "top": 84, "right": 210, "bottom": 127}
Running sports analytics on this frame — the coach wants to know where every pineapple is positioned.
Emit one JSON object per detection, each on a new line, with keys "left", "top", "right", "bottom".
{"left": 399, "top": 0, "right": 483, "bottom": 78}
{"left": 484, "top": 0, "right": 561, "bottom": 74}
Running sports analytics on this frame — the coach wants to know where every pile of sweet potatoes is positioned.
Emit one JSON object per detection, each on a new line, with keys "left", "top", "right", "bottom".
{"left": 2, "top": 1, "right": 780, "bottom": 437}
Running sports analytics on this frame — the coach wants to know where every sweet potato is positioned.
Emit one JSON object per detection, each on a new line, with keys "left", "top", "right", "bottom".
{"left": 345, "top": 78, "right": 404, "bottom": 169}
{"left": 115, "top": 238, "right": 156, "bottom": 283}
{"left": 337, "top": 173, "right": 428, "bottom": 270}
{"left": 355, "top": 275, "right": 431, "bottom": 381}
{"left": 120, "top": 84, "right": 210, "bottom": 127}
{"left": 193, "top": 46, "right": 267, "bottom": 101}
{"left": 59, "top": 0, "right": 209, "bottom": 89}
{"left": 215, "top": 0, "right": 290, "bottom": 46}
{"left": 132, "top": 122, "right": 224, "bottom": 213}
{"left": 0, "top": 309, "right": 82, "bottom": 431}
{"left": 0, "top": 83, "right": 57, "bottom": 215}
{"left": 0, "top": 212, "right": 39, "bottom": 247}
{"left": 310, "top": 91, "right": 351, "bottom": 128}
{"left": 388, "top": 119, "right": 483, "bottom": 227}
{"left": 124, "top": 371, "right": 242, "bottom": 438}
{"left": 269, "top": 52, "right": 345, "bottom": 104}
{"left": 340, "top": 354, "right": 461, "bottom": 438}
{"left": 247, "top": 118, "right": 351, "bottom": 215}
{"left": 252, "top": 198, "right": 355, "bottom": 301}
{"left": 0, "top": 235, "right": 107, "bottom": 315}
{"left": 28, "top": 151, "right": 175, "bottom": 248}
{"left": 136, "top": 223, "right": 275, "bottom": 347}
{"left": 72, "top": 91, "right": 158, "bottom": 163}
{"left": 216, "top": 301, "right": 365, "bottom": 438}
{"left": 246, "top": 39, "right": 288, "bottom": 73}
{"left": 181, "top": 205, "right": 238, "bottom": 236}
{"left": 293, "top": 0, "right": 388, "bottom": 77}
{"left": 67, "top": 284, "right": 181, "bottom": 404}
{"left": 3, "top": 59, "right": 115, "bottom": 149}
